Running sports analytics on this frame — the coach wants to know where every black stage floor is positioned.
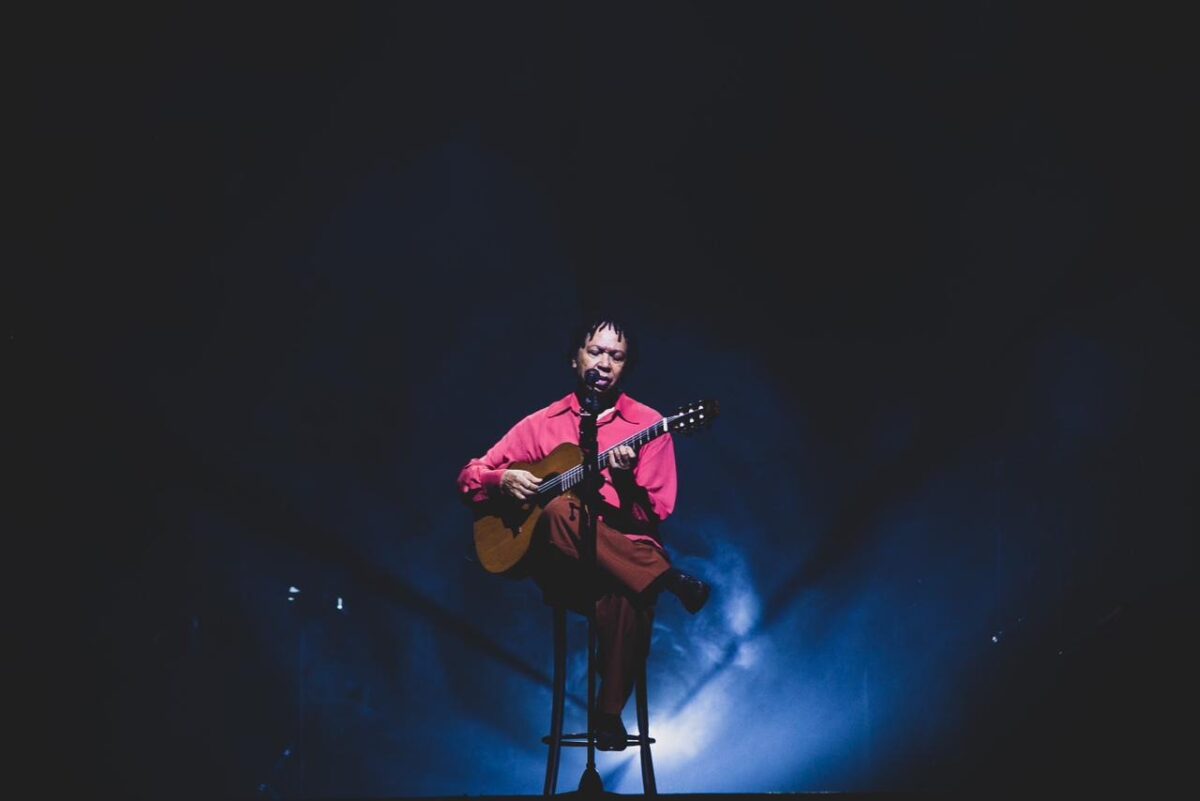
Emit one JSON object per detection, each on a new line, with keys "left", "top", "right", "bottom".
{"left": 323, "top": 794, "right": 1001, "bottom": 801}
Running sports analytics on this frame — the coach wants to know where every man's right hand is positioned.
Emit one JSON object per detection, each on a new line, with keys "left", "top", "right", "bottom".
{"left": 500, "top": 469, "right": 542, "bottom": 501}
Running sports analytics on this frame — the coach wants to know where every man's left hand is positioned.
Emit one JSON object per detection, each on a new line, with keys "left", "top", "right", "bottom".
{"left": 607, "top": 444, "right": 637, "bottom": 471}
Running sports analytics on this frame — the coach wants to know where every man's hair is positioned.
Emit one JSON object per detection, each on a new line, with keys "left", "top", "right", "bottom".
{"left": 568, "top": 315, "right": 637, "bottom": 376}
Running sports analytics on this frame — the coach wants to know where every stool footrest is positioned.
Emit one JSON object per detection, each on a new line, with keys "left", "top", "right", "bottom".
{"left": 542, "top": 733, "right": 655, "bottom": 746}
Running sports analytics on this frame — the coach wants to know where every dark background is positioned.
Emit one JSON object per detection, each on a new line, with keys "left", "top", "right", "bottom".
{"left": 15, "top": 3, "right": 1195, "bottom": 798}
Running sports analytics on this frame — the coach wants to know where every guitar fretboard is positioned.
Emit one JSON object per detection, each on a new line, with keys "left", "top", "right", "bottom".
{"left": 536, "top": 416, "right": 672, "bottom": 498}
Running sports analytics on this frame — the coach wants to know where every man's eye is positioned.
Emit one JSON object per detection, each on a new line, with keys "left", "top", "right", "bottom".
{"left": 612, "top": 354, "right": 625, "bottom": 362}
{"left": 589, "top": 349, "right": 601, "bottom": 356}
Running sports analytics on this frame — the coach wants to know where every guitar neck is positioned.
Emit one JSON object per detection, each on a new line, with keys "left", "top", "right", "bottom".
{"left": 537, "top": 416, "right": 673, "bottom": 497}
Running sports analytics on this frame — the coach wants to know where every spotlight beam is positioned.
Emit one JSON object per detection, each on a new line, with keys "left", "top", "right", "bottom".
{"left": 669, "top": 262, "right": 1097, "bottom": 716}
{"left": 176, "top": 441, "right": 589, "bottom": 711}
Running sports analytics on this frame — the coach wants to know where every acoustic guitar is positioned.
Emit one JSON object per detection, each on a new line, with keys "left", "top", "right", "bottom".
{"left": 472, "top": 399, "right": 719, "bottom": 574}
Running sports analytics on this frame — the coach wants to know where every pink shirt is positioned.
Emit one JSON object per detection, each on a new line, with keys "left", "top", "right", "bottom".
{"left": 457, "top": 392, "right": 677, "bottom": 543}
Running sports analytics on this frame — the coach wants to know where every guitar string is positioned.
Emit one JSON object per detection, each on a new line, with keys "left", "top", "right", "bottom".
{"left": 535, "top": 408, "right": 711, "bottom": 497}
{"left": 536, "top": 419, "right": 667, "bottom": 496}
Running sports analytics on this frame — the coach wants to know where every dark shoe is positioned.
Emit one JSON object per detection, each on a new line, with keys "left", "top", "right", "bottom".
{"left": 666, "top": 569, "right": 711, "bottom": 614}
{"left": 595, "top": 712, "right": 628, "bottom": 751}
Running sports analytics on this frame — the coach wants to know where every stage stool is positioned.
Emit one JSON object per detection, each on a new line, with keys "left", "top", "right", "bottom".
{"left": 541, "top": 605, "right": 657, "bottom": 796}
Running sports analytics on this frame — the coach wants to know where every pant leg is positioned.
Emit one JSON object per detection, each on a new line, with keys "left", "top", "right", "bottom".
{"left": 532, "top": 495, "right": 667, "bottom": 715}
{"left": 538, "top": 495, "right": 670, "bottom": 594}
{"left": 596, "top": 593, "right": 655, "bottom": 715}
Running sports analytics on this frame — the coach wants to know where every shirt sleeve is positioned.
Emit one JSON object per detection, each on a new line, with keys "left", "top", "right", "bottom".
{"left": 456, "top": 415, "right": 538, "bottom": 504}
{"left": 632, "top": 431, "right": 677, "bottom": 521}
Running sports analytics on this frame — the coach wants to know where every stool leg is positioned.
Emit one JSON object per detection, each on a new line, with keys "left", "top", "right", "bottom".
{"left": 544, "top": 606, "right": 567, "bottom": 796}
{"left": 635, "top": 661, "right": 657, "bottom": 796}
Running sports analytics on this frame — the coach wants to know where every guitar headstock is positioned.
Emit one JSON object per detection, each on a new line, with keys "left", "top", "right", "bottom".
{"left": 667, "top": 399, "right": 720, "bottom": 436}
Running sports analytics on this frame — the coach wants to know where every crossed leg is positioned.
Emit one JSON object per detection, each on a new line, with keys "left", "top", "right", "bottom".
{"left": 531, "top": 495, "right": 669, "bottom": 714}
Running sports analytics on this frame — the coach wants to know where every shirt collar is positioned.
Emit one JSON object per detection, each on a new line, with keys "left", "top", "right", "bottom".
{"left": 545, "top": 392, "right": 641, "bottom": 424}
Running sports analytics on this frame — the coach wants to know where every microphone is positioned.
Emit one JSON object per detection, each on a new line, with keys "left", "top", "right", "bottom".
{"left": 580, "top": 368, "right": 604, "bottom": 414}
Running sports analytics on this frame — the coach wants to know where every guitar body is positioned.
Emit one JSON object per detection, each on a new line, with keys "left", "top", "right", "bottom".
{"left": 473, "top": 442, "right": 583, "bottom": 575}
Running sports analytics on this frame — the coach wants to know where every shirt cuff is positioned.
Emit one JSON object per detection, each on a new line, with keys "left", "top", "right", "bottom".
{"left": 480, "top": 469, "right": 505, "bottom": 489}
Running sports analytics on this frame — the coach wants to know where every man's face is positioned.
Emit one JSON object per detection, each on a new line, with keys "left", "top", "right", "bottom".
{"left": 572, "top": 324, "right": 629, "bottom": 394}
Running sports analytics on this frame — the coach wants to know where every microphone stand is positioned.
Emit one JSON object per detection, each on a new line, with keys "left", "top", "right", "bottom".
{"left": 576, "top": 387, "right": 605, "bottom": 796}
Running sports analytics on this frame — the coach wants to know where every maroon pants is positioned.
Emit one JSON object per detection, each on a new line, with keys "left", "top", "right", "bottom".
{"left": 530, "top": 495, "right": 671, "bottom": 715}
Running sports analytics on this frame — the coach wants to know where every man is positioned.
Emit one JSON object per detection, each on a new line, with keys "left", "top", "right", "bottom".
{"left": 457, "top": 316, "right": 710, "bottom": 750}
